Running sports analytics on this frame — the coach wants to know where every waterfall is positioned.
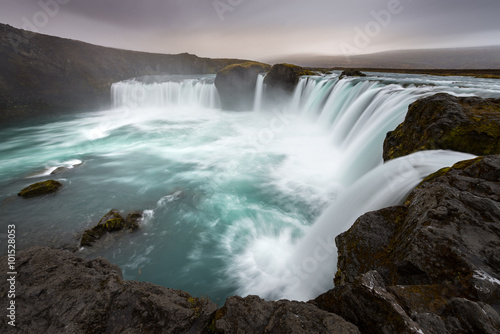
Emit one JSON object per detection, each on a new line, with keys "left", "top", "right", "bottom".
{"left": 111, "top": 76, "right": 220, "bottom": 109}
{"left": 230, "top": 150, "right": 476, "bottom": 301}
{"left": 253, "top": 73, "right": 266, "bottom": 111}
{"left": 228, "top": 73, "right": 499, "bottom": 301}
{"left": 105, "top": 72, "right": 500, "bottom": 302}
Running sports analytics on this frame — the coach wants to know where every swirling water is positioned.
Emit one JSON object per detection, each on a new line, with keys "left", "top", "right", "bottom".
{"left": 0, "top": 72, "right": 498, "bottom": 303}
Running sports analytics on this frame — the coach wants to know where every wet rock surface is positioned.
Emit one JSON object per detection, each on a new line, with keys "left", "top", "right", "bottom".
{"left": 17, "top": 179, "right": 62, "bottom": 198}
{"left": 315, "top": 155, "right": 500, "bottom": 334}
{"left": 209, "top": 295, "right": 360, "bottom": 334}
{"left": 338, "top": 69, "right": 367, "bottom": 79}
{"left": 264, "top": 63, "right": 315, "bottom": 95}
{"left": 0, "top": 247, "right": 218, "bottom": 334}
{"left": 0, "top": 247, "right": 358, "bottom": 334}
{"left": 80, "top": 209, "right": 142, "bottom": 247}
{"left": 214, "top": 61, "right": 270, "bottom": 111}
{"left": 384, "top": 93, "right": 500, "bottom": 161}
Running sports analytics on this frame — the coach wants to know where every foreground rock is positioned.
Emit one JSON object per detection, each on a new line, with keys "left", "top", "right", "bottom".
{"left": 214, "top": 61, "right": 270, "bottom": 111}
{"left": 314, "top": 155, "right": 500, "bottom": 333}
{"left": 17, "top": 180, "right": 62, "bottom": 198}
{"left": 80, "top": 209, "right": 142, "bottom": 247}
{"left": 0, "top": 247, "right": 217, "bottom": 333}
{"left": 0, "top": 247, "right": 359, "bottom": 333}
{"left": 209, "top": 295, "right": 359, "bottom": 333}
{"left": 384, "top": 93, "right": 500, "bottom": 161}
{"left": 338, "top": 69, "right": 366, "bottom": 79}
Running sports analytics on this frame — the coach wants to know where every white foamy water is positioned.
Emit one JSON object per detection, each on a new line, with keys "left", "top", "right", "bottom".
{"left": 1, "top": 72, "right": 499, "bottom": 304}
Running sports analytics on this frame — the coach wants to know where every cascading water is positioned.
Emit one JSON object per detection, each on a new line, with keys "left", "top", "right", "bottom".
{"left": 111, "top": 75, "right": 220, "bottom": 109}
{"left": 253, "top": 73, "right": 266, "bottom": 111}
{"left": 1, "top": 72, "right": 499, "bottom": 304}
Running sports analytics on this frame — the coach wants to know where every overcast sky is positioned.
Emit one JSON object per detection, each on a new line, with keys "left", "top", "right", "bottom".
{"left": 1, "top": 0, "right": 499, "bottom": 59}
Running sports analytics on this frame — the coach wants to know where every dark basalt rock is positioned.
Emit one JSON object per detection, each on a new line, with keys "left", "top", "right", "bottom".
{"left": 315, "top": 155, "right": 500, "bottom": 334}
{"left": 80, "top": 209, "right": 142, "bottom": 247}
{"left": 214, "top": 61, "right": 270, "bottom": 111}
{"left": 17, "top": 179, "right": 62, "bottom": 198}
{"left": 0, "top": 247, "right": 217, "bottom": 334}
{"left": 264, "top": 63, "right": 315, "bottom": 94}
{"left": 315, "top": 271, "right": 424, "bottom": 334}
{"left": 208, "top": 295, "right": 360, "bottom": 333}
{"left": 383, "top": 93, "right": 500, "bottom": 161}
{"left": 338, "top": 69, "right": 367, "bottom": 79}
{"left": 0, "top": 247, "right": 360, "bottom": 333}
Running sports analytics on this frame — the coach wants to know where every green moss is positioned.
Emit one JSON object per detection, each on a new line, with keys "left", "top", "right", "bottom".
{"left": 451, "top": 157, "right": 484, "bottom": 170}
{"left": 18, "top": 180, "right": 62, "bottom": 198}
{"left": 384, "top": 94, "right": 500, "bottom": 160}
{"left": 416, "top": 156, "right": 484, "bottom": 189}
{"left": 186, "top": 296, "right": 202, "bottom": 317}
{"left": 206, "top": 307, "right": 227, "bottom": 333}
{"left": 419, "top": 167, "right": 452, "bottom": 185}
{"left": 217, "top": 61, "right": 270, "bottom": 75}
{"left": 280, "top": 63, "right": 316, "bottom": 76}
{"left": 80, "top": 209, "right": 139, "bottom": 247}
{"left": 103, "top": 218, "right": 125, "bottom": 232}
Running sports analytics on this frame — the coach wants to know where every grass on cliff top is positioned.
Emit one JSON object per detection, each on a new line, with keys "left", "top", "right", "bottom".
{"left": 218, "top": 61, "right": 271, "bottom": 74}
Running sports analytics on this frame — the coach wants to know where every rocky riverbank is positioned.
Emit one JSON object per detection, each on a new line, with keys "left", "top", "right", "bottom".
{"left": 1, "top": 89, "right": 499, "bottom": 331}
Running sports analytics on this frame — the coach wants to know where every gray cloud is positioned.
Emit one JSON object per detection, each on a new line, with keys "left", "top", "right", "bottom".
{"left": 1, "top": 0, "right": 499, "bottom": 58}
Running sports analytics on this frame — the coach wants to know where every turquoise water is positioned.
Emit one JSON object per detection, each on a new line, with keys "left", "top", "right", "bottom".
{"left": 1, "top": 72, "right": 499, "bottom": 303}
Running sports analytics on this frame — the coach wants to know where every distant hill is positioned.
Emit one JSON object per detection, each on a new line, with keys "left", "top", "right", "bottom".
{"left": 265, "top": 46, "right": 500, "bottom": 69}
{"left": 0, "top": 23, "right": 248, "bottom": 122}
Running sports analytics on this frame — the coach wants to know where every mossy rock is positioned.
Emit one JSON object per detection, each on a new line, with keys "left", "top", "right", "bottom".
{"left": 80, "top": 209, "right": 143, "bottom": 247}
{"left": 338, "top": 69, "right": 367, "bottom": 79}
{"left": 18, "top": 180, "right": 62, "bottom": 198}
{"left": 264, "top": 63, "right": 315, "bottom": 94}
{"left": 384, "top": 93, "right": 500, "bottom": 161}
{"left": 125, "top": 211, "right": 143, "bottom": 231}
{"left": 214, "top": 61, "right": 271, "bottom": 111}
{"left": 216, "top": 61, "right": 270, "bottom": 76}
{"left": 325, "top": 155, "right": 500, "bottom": 333}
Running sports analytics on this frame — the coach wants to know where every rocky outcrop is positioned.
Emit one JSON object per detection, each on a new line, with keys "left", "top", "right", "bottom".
{"left": 264, "top": 63, "right": 315, "bottom": 95}
{"left": 314, "top": 155, "right": 500, "bottom": 333}
{"left": 0, "top": 23, "right": 247, "bottom": 122}
{"left": 80, "top": 209, "right": 142, "bottom": 247}
{"left": 0, "top": 247, "right": 359, "bottom": 333}
{"left": 384, "top": 93, "right": 500, "bottom": 161}
{"left": 209, "top": 295, "right": 360, "bottom": 333}
{"left": 17, "top": 180, "right": 62, "bottom": 198}
{"left": 214, "top": 61, "right": 270, "bottom": 111}
{"left": 338, "top": 69, "right": 366, "bottom": 79}
{"left": 0, "top": 247, "right": 217, "bottom": 334}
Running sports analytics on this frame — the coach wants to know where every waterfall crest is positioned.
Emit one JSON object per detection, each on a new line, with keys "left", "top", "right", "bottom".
{"left": 111, "top": 76, "right": 220, "bottom": 109}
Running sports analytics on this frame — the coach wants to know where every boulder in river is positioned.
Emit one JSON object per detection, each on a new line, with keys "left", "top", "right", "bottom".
{"left": 17, "top": 180, "right": 62, "bottom": 198}
{"left": 264, "top": 63, "right": 315, "bottom": 94}
{"left": 214, "top": 61, "right": 271, "bottom": 111}
{"left": 80, "top": 209, "right": 142, "bottom": 247}
{"left": 338, "top": 69, "right": 367, "bottom": 79}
